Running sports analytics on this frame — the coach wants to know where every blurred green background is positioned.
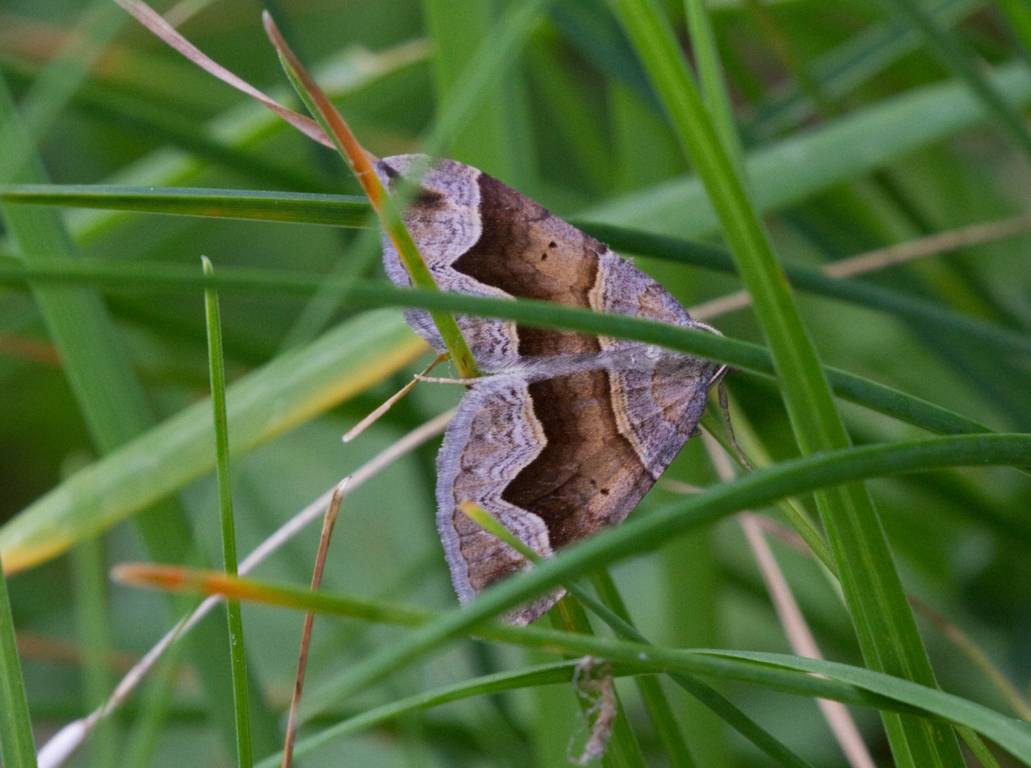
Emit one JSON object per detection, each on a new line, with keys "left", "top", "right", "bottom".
{"left": 1, "top": 0, "right": 1029, "bottom": 766}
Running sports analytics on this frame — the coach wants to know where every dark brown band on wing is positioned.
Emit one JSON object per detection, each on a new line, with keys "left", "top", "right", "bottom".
{"left": 501, "top": 369, "right": 652, "bottom": 549}
{"left": 453, "top": 173, "right": 602, "bottom": 357}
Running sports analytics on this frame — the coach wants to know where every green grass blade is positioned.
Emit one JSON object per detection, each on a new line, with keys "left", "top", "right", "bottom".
{"left": 995, "top": 0, "right": 1031, "bottom": 61}
{"left": 422, "top": 0, "right": 523, "bottom": 181}
{"left": 0, "top": 70, "right": 275, "bottom": 756}
{"left": 683, "top": 0, "right": 743, "bottom": 167}
{"left": 71, "top": 539, "right": 116, "bottom": 768}
{"left": 202, "top": 257, "right": 253, "bottom": 767}
{"left": 591, "top": 573, "right": 802, "bottom": 768}
{"left": 875, "top": 0, "right": 1031, "bottom": 154}
{"left": 257, "top": 661, "right": 585, "bottom": 767}
{"left": 0, "top": 309, "right": 423, "bottom": 573}
{"left": 588, "top": 574, "right": 697, "bottom": 768}
{"left": 610, "top": 1, "right": 966, "bottom": 764}
{"left": 4, "top": 186, "right": 1024, "bottom": 364}
{"left": 106, "top": 566, "right": 897, "bottom": 707}
{"left": 0, "top": 555, "right": 37, "bottom": 768}
{"left": 958, "top": 726, "right": 1004, "bottom": 768}
{"left": 695, "top": 649, "right": 1031, "bottom": 762}
{"left": 469, "top": 503, "right": 812, "bottom": 768}
{"left": 0, "top": 186, "right": 368, "bottom": 225}
{"left": 0, "top": 0, "right": 127, "bottom": 182}
{"left": 232, "top": 432, "right": 1029, "bottom": 726}
{"left": 586, "top": 62, "right": 1031, "bottom": 235}
{"left": 751, "top": 0, "right": 981, "bottom": 136}
{"left": 0, "top": 259, "right": 1001, "bottom": 440}
{"left": 113, "top": 427, "right": 1031, "bottom": 760}
{"left": 264, "top": 15, "right": 481, "bottom": 380}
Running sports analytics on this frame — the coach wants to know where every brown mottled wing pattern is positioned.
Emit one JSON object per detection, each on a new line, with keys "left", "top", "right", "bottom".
{"left": 378, "top": 154, "right": 721, "bottom": 624}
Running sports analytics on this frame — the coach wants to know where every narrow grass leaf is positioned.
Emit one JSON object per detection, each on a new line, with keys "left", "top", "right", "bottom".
{"left": 0, "top": 310, "right": 424, "bottom": 573}
{"left": 0, "top": 259, "right": 1000, "bottom": 441}
{"left": 0, "top": 554, "right": 37, "bottom": 768}
{"left": 0, "top": 70, "right": 275, "bottom": 754}
{"left": 109, "top": 429, "right": 1031, "bottom": 765}
{"left": 117, "top": 433, "right": 1031, "bottom": 742}
{"left": 255, "top": 661, "right": 590, "bottom": 768}
{"left": 696, "top": 650, "right": 1031, "bottom": 763}
{"left": 750, "top": 0, "right": 981, "bottom": 136}
{"left": 0, "top": 186, "right": 368, "bottom": 227}
{"left": 464, "top": 502, "right": 815, "bottom": 768}
{"left": 202, "top": 257, "right": 253, "bottom": 768}
{"left": 5, "top": 185, "right": 1024, "bottom": 363}
{"left": 874, "top": 0, "right": 1031, "bottom": 154}
{"left": 683, "top": 0, "right": 743, "bottom": 167}
{"left": 263, "top": 12, "right": 480, "bottom": 380}
{"left": 71, "top": 540, "right": 116, "bottom": 768}
{"left": 610, "top": 2, "right": 966, "bottom": 764}
{"left": 586, "top": 62, "right": 1031, "bottom": 235}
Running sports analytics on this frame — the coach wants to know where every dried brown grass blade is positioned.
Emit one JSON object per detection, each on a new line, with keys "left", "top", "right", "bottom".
{"left": 281, "top": 478, "right": 349, "bottom": 768}
{"left": 113, "top": 0, "right": 332, "bottom": 148}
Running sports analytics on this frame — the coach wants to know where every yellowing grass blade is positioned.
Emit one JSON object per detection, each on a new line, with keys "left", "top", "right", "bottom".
{"left": 0, "top": 310, "right": 425, "bottom": 573}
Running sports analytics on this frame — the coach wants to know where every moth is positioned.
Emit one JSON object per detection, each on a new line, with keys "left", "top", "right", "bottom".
{"left": 376, "top": 156, "right": 724, "bottom": 623}
{"left": 115, "top": 0, "right": 725, "bottom": 624}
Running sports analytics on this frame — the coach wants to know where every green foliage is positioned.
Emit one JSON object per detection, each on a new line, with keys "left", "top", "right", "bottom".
{"left": 202, "top": 256, "right": 253, "bottom": 767}
{"left": 0, "top": 1, "right": 1028, "bottom": 767}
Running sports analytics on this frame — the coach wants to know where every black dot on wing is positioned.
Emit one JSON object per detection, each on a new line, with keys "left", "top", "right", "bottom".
{"left": 540, "top": 253, "right": 548, "bottom": 261}
{"left": 548, "top": 241, "right": 557, "bottom": 248}
{"left": 600, "top": 488, "right": 610, "bottom": 496}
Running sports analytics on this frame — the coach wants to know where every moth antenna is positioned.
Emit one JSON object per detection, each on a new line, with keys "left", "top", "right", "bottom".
{"left": 342, "top": 353, "right": 449, "bottom": 443}
{"left": 281, "top": 477, "right": 350, "bottom": 768}
{"left": 113, "top": 0, "right": 332, "bottom": 148}
{"left": 717, "top": 380, "right": 755, "bottom": 472}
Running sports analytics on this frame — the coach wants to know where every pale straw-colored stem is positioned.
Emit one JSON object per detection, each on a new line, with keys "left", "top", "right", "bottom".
{"left": 343, "top": 354, "right": 449, "bottom": 443}
{"left": 690, "top": 213, "right": 1031, "bottom": 321}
